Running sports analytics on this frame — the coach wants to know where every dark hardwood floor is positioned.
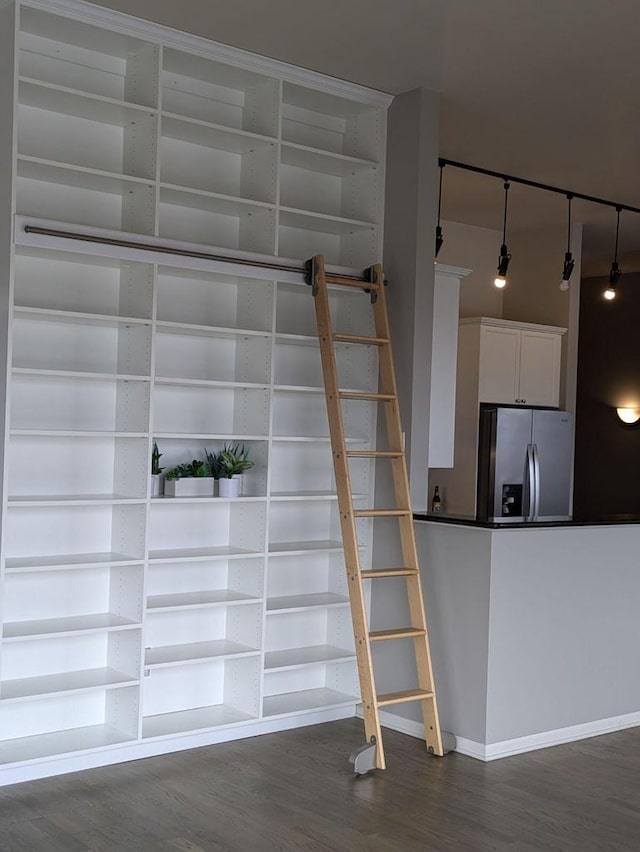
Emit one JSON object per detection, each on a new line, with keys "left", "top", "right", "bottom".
{"left": 0, "top": 718, "right": 638, "bottom": 851}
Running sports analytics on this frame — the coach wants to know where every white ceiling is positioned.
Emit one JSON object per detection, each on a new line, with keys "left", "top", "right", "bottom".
{"left": 94, "top": 0, "right": 640, "bottom": 272}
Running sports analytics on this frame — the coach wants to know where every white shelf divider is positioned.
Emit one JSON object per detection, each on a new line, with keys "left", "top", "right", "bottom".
{"left": 3, "top": 613, "right": 141, "bottom": 641}
{"left": 148, "top": 546, "right": 264, "bottom": 563}
{"left": 0, "top": 668, "right": 139, "bottom": 703}
{"left": 145, "top": 640, "right": 259, "bottom": 670}
{"left": 142, "top": 705, "right": 255, "bottom": 740}
{"left": 4, "top": 552, "right": 143, "bottom": 573}
{"left": 266, "top": 593, "right": 350, "bottom": 613}
{"left": 147, "top": 590, "right": 260, "bottom": 611}
{"left": 264, "top": 646, "right": 355, "bottom": 671}
{"left": 0, "top": 725, "right": 136, "bottom": 768}
{"left": 267, "top": 541, "right": 344, "bottom": 555}
{"left": 262, "top": 688, "right": 357, "bottom": 718}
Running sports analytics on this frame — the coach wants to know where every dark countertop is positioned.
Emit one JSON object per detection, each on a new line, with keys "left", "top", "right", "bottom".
{"left": 413, "top": 513, "right": 640, "bottom": 529}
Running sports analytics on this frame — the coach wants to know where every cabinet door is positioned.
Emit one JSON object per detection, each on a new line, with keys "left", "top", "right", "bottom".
{"left": 518, "top": 331, "right": 561, "bottom": 407}
{"left": 478, "top": 326, "right": 520, "bottom": 404}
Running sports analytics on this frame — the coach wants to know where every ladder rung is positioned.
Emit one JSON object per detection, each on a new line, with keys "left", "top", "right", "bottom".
{"left": 339, "top": 391, "right": 396, "bottom": 401}
{"left": 353, "top": 509, "right": 410, "bottom": 518}
{"left": 376, "top": 689, "right": 434, "bottom": 707}
{"left": 361, "top": 568, "right": 418, "bottom": 579}
{"left": 346, "top": 450, "right": 403, "bottom": 458}
{"left": 325, "top": 274, "right": 377, "bottom": 290}
{"left": 333, "top": 333, "right": 389, "bottom": 346}
{"left": 369, "top": 628, "right": 426, "bottom": 642}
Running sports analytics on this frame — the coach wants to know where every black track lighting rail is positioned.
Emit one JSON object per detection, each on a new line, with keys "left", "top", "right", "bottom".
{"left": 438, "top": 158, "right": 640, "bottom": 216}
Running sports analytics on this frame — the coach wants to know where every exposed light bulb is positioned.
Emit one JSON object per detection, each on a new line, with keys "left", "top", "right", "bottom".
{"left": 604, "top": 287, "right": 616, "bottom": 301}
{"left": 560, "top": 279, "right": 569, "bottom": 292}
{"left": 494, "top": 276, "right": 507, "bottom": 289}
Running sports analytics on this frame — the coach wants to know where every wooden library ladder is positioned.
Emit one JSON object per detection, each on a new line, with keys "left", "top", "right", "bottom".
{"left": 305, "top": 254, "right": 454, "bottom": 774}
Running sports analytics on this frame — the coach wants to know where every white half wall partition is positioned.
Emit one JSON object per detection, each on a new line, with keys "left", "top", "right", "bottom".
{"left": 413, "top": 519, "right": 640, "bottom": 761}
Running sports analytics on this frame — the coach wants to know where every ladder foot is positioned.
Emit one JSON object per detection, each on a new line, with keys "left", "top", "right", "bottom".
{"left": 430, "top": 731, "right": 456, "bottom": 756}
{"left": 442, "top": 731, "right": 457, "bottom": 754}
{"left": 349, "top": 739, "right": 378, "bottom": 775}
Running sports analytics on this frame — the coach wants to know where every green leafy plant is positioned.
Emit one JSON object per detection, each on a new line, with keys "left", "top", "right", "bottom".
{"left": 217, "top": 443, "right": 255, "bottom": 479}
{"left": 204, "top": 448, "right": 224, "bottom": 480}
{"left": 165, "top": 459, "right": 211, "bottom": 481}
{"left": 151, "top": 441, "right": 164, "bottom": 476}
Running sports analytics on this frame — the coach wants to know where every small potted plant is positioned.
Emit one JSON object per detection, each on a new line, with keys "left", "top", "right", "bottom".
{"left": 217, "top": 443, "right": 254, "bottom": 498}
{"left": 151, "top": 441, "right": 164, "bottom": 497}
{"left": 163, "top": 459, "right": 214, "bottom": 497}
{"left": 204, "top": 447, "right": 223, "bottom": 495}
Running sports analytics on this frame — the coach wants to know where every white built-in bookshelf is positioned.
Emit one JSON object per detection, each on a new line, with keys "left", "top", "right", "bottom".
{"left": 0, "top": 0, "right": 390, "bottom": 784}
{"left": 14, "top": 2, "right": 386, "bottom": 267}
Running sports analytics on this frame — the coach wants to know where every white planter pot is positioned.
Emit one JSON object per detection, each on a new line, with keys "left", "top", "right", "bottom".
{"left": 218, "top": 477, "right": 241, "bottom": 498}
{"left": 150, "top": 474, "right": 163, "bottom": 497}
{"left": 163, "top": 477, "right": 214, "bottom": 497}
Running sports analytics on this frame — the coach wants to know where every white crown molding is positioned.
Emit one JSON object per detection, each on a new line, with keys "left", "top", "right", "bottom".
{"left": 435, "top": 263, "right": 472, "bottom": 279}
{"left": 459, "top": 316, "right": 567, "bottom": 334}
{"left": 21, "top": 0, "right": 394, "bottom": 108}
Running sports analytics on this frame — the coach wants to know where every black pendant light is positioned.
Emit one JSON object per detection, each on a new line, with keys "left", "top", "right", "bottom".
{"left": 560, "top": 194, "right": 575, "bottom": 291}
{"left": 604, "top": 206, "right": 622, "bottom": 301}
{"left": 435, "top": 162, "right": 444, "bottom": 257}
{"left": 494, "top": 180, "right": 511, "bottom": 288}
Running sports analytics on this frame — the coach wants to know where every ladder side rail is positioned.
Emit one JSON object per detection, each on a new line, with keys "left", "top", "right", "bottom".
{"left": 370, "top": 266, "right": 444, "bottom": 755}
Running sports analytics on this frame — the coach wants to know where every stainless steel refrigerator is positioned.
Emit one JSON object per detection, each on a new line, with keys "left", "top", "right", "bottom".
{"left": 476, "top": 404, "right": 574, "bottom": 523}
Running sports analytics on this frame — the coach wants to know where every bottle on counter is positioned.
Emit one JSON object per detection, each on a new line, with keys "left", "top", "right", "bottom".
{"left": 431, "top": 485, "right": 442, "bottom": 514}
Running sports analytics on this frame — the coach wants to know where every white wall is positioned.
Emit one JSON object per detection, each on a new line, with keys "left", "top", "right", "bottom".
{"left": 503, "top": 223, "right": 582, "bottom": 410}
{"left": 381, "top": 87, "right": 440, "bottom": 508}
{"left": 371, "top": 87, "right": 440, "bottom": 729}
{"left": 437, "top": 220, "right": 503, "bottom": 318}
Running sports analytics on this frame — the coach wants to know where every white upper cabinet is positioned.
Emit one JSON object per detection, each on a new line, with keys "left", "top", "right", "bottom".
{"left": 517, "top": 329, "right": 563, "bottom": 407}
{"left": 465, "top": 318, "right": 565, "bottom": 408}
{"left": 477, "top": 325, "right": 520, "bottom": 406}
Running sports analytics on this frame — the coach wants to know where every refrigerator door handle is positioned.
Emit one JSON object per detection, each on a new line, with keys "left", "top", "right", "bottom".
{"left": 526, "top": 443, "right": 536, "bottom": 521}
{"left": 533, "top": 443, "right": 541, "bottom": 520}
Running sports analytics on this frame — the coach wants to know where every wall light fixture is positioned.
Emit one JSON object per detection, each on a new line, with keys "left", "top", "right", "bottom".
{"left": 616, "top": 407, "right": 640, "bottom": 425}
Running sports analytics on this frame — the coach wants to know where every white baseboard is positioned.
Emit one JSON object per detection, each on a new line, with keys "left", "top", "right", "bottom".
{"left": 366, "top": 707, "right": 640, "bottom": 762}
{"left": 0, "top": 706, "right": 357, "bottom": 787}
{"left": 376, "top": 709, "right": 425, "bottom": 739}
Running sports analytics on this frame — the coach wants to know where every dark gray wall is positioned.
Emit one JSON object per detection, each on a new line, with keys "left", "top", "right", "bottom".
{"left": 574, "top": 274, "right": 640, "bottom": 519}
